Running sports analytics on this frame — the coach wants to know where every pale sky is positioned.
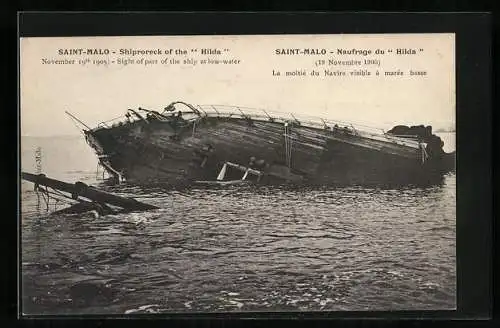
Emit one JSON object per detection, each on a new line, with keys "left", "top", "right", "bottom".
{"left": 20, "top": 34, "right": 455, "bottom": 136}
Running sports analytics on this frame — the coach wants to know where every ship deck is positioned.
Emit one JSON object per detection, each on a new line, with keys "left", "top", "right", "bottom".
{"left": 92, "top": 101, "right": 423, "bottom": 152}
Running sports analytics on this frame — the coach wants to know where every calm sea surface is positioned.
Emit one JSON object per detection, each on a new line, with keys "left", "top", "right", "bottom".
{"left": 20, "top": 134, "right": 456, "bottom": 314}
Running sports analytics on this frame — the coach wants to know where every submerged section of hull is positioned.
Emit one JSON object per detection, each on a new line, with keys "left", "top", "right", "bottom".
{"left": 84, "top": 115, "right": 454, "bottom": 187}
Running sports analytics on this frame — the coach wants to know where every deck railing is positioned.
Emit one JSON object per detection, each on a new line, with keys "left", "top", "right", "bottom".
{"left": 195, "top": 104, "right": 421, "bottom": 149}
{"left": 93, "top": 102, "right": 422, "bottom": 149}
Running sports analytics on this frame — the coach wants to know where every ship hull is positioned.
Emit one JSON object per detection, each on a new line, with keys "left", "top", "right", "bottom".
{"left": 84, "top": 114, "right": 454, "bottom": 187}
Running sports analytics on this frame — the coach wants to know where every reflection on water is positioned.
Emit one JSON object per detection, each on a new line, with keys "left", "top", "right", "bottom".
{"left": 20, "top": 136, "right": 456, "bottom": 314}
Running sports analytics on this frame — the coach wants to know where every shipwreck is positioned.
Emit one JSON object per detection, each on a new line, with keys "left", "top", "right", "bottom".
{"left": 69, "top": 101, "right": 455, "bottom": 187}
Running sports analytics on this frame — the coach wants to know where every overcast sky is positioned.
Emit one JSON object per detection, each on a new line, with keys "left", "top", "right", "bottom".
{"left": 20, "top": 34, "right": 455, "bottom": 136}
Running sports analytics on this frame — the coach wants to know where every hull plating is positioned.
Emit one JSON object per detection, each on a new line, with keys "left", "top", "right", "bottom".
{"left": 85, "top": 115, "right": 453, "bottom": 187}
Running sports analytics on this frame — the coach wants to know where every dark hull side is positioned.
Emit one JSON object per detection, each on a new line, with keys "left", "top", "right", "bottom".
{"left": 85, "top": 117, "right": 455, "bottom": 187}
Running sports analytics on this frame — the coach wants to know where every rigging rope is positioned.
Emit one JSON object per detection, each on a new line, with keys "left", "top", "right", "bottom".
{"left": 420, "top": 142, "right": 429, "bottom": 164}
{"left": 35, "top": 184, "right": 82, "bottom": 214}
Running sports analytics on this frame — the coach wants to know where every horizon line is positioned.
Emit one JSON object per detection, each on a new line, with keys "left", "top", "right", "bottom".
{"left": 21, "top": 134, "right": 81, "bottom": 138}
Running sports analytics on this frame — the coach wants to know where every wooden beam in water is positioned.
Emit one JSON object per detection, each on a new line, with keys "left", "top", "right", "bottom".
{"left": 21, "top": 172, "right": 158, "bottom": 211}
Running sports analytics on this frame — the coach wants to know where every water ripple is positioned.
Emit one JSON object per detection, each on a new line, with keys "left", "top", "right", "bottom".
{"left": 21, "top": 171, "right": 456, "bottom": 314}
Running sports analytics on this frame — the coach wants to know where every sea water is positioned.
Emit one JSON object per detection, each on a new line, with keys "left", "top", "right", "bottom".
{"left": 20, "top": 134, "right": 456, "bottom": 314}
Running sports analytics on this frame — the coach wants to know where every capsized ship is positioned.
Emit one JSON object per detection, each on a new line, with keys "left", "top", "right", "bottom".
{"left": 76, "top": 101, "right": 455, "bottom": 186}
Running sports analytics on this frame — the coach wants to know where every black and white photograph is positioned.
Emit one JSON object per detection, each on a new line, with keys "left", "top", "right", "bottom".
{"left": 19, "top": 33, "right": 456, "bottom": 315}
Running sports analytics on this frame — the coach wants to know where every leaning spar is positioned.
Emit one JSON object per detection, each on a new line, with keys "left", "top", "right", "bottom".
{"left": 22, "top": 172, "right": 158, "bottom": 212}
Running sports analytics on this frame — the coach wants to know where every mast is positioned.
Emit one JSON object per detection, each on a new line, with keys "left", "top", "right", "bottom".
{"left": 21, "top": 172, "right": 158, "bottom": 211}
{"left": 65, "top": 111, "right": 91, "bottom": 130}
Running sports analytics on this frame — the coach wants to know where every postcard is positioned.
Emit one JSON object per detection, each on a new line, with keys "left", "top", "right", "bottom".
{"left": 20, "top": 33, "right": 456, "bottom": 315}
